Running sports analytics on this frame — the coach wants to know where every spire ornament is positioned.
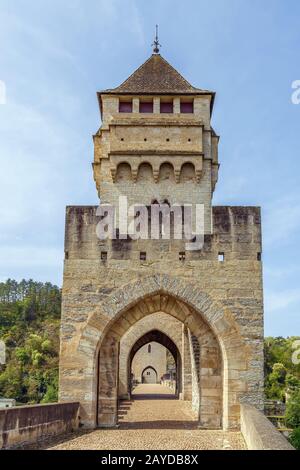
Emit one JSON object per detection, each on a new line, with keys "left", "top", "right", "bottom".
{"left": 152, "top": 25, "right": 161, "bottom": 54}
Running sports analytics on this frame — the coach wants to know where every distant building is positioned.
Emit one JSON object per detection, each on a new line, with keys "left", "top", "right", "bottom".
{"left": 0, "top": 399, "right": 16, "bottom": 409}
{"left": 131, "top": 342, "right": 167, "bottom": 384}
{"left": 0, "top": 339, "right": 6, "bottom": 365}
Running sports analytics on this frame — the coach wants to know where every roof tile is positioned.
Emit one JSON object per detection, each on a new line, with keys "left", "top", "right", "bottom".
{"left": 100, "top": 54, "right": 213, "bottom": 95}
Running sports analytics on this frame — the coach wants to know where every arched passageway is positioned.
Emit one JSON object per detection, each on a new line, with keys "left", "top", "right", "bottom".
{"left": 118, "top": 312, "right": 183, "bottom": 400}
{"left": 71, "top": 274, "right": 251, "bottom": 431}
{"left": 97, "top": 291, "right": 225, "bottom": 430}
{"left": 128, "top": 329, "right": 182, "bottom": 398}
{"left": 141, "top": 366, "right": 158, "bottom": 384}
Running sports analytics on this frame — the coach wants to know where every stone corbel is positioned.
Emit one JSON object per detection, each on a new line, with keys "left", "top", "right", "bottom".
{"left": 195, "top": 168, "right": 202, "bottom": 183}
{"left": 132, "top": 165, "right": 138, "bottom": 182}
{"left": 93, "top": 161, "right": 100, "bottom": 174}
{"left": 153, "top": 164, "right": 160, "bottom": 183}
{"left": 195, "top": 159, "right": 203, "bottom": 183}
{"left": 110, "top": 164, "right": 117, "bottom": 183}
{"left": 196, "top": 168, "right": 202, "bottom": 183}
{"left": 92, "top": 162, "right": 101, "bottom": 193}
{"left": 174, "top": 164, "right": 181, "bottom": 184}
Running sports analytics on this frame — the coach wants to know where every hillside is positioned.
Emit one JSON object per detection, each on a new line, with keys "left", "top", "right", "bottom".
{"left": 0, "top": 279, "right": 61, "bottom": 404}
{"left": 0, "top": 279, "right": 299, "bottom": 406}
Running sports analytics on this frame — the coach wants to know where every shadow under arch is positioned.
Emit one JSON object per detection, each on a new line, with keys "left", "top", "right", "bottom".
{"left": 128, "top": 329, "right": 182, "bottom": 398}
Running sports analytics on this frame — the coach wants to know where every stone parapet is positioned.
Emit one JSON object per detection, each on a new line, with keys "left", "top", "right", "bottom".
{"left": 240, "top": 404, "right": 294, "bottom": 450}
{"left": 0, "top": 402, "right": 79, "bottom": 449}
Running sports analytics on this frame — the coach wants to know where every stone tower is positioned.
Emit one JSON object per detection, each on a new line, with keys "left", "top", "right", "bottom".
{"left": 59, "top": 49, "right": 264, "bottom": 431}
{"left": 93, "top": 53, "right": 219, "bottom": 234}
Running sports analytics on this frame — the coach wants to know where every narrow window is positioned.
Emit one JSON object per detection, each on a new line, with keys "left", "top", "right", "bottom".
{"left": 140, "top": 100, "right": 153, "bottom": 113}
{"left": 218, "top": 252, "right": 225, "bottom": 262}
{"left": 257, "top": 252, "right": 262, "bottom": 261}
{"left": 140, "top": 252, "right": 147, "bottom": 261}
{"left": 180, "top": 100, "right": 194, "bottom": 113}
{"left": 148, "top": 344, "right": 151, "bottom": 353}
{"left": 101, "top": 251, "right": 108, "bottom": 261}
{"left": 179, "top": 252, "right": 186, "bottom": 261}
{"left": 119, "top": 100, "right": 132, "bottom": 113}
{"left": 160, "top": 101, "right": 173, "bottom": 113}
{"left": 65, "top": 251, "right": 69, "bottom": 260}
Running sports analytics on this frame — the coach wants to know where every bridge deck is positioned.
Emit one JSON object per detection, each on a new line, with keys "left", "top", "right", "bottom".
{"left": 39, "top": 385, "right": 246, "bottom": 450}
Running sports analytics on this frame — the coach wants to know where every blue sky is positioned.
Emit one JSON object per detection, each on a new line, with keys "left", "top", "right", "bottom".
{"left": 0, "top": 0, "right": 299, "bottom": 336}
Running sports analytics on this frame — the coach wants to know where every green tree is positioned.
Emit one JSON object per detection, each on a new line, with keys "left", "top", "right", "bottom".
{"left": 0, "top": 279, "right": 61, "bottom": 404}
{"left": 286, "top": 373, "right": 300, "bottom": 392}
{"left": 0, "top": 361, "right": 23, "bottom": 401}
{"left": 265, "top": 363, "right": 287, "bottom": 400}
{"left": 289, "top": 428, "right": 300, "bottom": 450}
{"left": 286, "top": 390, "right": 300, "bottom": 428}
{"left": 264, "top": 337, "right": 300, "bottom": 400}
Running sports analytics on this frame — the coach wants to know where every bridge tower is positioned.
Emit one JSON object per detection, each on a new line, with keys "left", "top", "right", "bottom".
{"left": 59, "top": 43, "right": 264, "bottom": 431}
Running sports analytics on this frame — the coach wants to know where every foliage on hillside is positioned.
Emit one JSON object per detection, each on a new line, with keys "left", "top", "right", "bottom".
{"left": 0, "top": 279, "right": 61, "bottom": 404}
{"left": 0, "top": 280, "right": 300, "bottom": 411}
{"left": 264, "top": 336, "right": 300, "bottom": 401}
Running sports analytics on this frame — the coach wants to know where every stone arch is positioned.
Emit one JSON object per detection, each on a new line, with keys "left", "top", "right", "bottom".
{"left": 78, "top": 274, "right": 246, "bottom": 430}
{"left": 180, "top": 162, "right": 196, "bottom": 183}
{"left": 130, "top": 330, "right": 179, "bottom": 362}
{"left": 118, "top": 312, "right": 183, "bottom": 399}
{"left": 141, "top": 366, "right": 158, "bottom": 384}
{"left": 115, "top": 162, "right": 132, "bottom": 182}
{"left": 158, "top": 162, "right": 175, "bottom": 182}
{"left": 82, "top": 274, "right": 243, "bottom": 352}
{"left": 128, "top": 329, "right": 182, "bottom": 397}
{"left": 97, "top": 296, "right": 223, "bottom": 428}
{"left": 137, "top": 162, "right": 154, "bottom": 182}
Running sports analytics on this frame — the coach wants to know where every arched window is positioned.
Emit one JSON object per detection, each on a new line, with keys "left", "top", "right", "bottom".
{"left": 158, "top": 162, "right": 175, "bottom": 182}
{"left": 115, "top": 162, "right": 132, "bottom": 182}
{"left": 180, "top": 162, "right": 196, "bottom": 183}
{"left": 137, "top": 162, "right": 154, "bottom": 182}
{"left": 148, "top": 344, "right": 151, "bottom": 353}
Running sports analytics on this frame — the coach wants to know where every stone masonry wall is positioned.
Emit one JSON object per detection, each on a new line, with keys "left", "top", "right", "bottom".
{"left": 60, "top": 205, "right": 264, "bottom": 429}
{"left": 0, "top": 402, "right": 79, "bottom": 449}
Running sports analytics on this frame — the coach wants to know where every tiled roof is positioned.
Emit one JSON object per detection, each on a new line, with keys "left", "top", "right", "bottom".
{"left": 100, "top": 54, "right": 213, "bottom": 95}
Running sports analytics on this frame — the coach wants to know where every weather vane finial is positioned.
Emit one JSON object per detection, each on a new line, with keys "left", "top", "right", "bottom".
{"left": 152, "top": 24, "right": 161, "bottom": 54}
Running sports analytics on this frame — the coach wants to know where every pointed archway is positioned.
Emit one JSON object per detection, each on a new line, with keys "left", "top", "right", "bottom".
{"left": 118, "top": 312, "right": 183, "bottom": 400}
{"left": 128, "top": 329, "right": 182, "bottom": 397}
{"left": 96, "top": 292, "right": 224, "bottom": 429}
{"left": 141, "top": 366, "right": 158, "bottom": 384}
{"left": 64, "top": 274, "right": 248, "bottom": 430}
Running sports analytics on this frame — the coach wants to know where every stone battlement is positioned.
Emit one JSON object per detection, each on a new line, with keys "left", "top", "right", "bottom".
{"left": 64, "top": 205, "right": 261, "bottom": 263}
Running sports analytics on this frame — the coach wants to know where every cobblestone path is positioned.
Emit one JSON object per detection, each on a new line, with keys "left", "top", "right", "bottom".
{"left": 39, "top": 385, "right": 246, "bottom": 450}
